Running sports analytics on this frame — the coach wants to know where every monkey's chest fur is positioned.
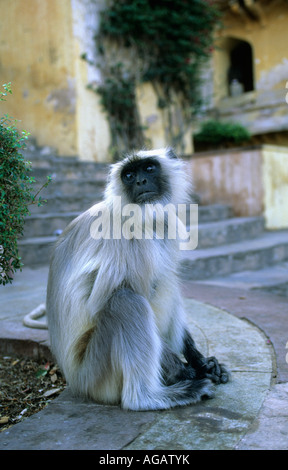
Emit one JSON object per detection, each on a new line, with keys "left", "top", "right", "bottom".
{"left": 96, "top": 236, "right": 177, "bottom": 296}
{"left": 81, "top": 236, "right": 180, "bottom": 338}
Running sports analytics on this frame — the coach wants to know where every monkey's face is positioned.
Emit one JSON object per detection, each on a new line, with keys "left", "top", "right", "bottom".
{"left": 120, "top": 157, "right": 169, "bottom": 204}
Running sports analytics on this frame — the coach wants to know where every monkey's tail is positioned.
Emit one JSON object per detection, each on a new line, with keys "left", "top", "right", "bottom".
{"left": 121, "top": 375, "right": 215, "bottom": 411}
{"left": 165, "top": 378, "right": 215, "bottom": 409}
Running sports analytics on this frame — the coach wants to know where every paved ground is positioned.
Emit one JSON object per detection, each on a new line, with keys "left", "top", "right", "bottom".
{"left": 0, "top": 265, "right": 287, "bottom": 450}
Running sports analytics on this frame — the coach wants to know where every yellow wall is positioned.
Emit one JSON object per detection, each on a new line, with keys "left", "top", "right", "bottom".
{"left": 211, "top": 2, "right": 288, "bottom": 138}
{"left": 188, "top": 145, "right": 288, "bottom": 230}
{"left": 214, "top": 3, "right": 288, "bottom": 101}
{"left": 262, "top": 145, "right": 288, "bottom": 229}
{"left": 70, "top": 0, "right": 111, "bottom": 162}
{"left": 0, "top": 0, "right": 77, "bottom": 156}
{"left": 0, "top": 0, "right": 192, "bottom": 162}
{"left": 137, "top": 83, "right": 193, "bottom": 155}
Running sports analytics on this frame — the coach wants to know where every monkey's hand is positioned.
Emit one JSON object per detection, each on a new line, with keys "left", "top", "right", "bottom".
{"left": 183, "top": 331, "right": 230, "bottom": 385}
{"left": 199, "top": 356, "right": 230, "bottom": 384}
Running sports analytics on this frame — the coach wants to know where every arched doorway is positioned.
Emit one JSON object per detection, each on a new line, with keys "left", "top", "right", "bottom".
{"left": 214, "top": 37, "right": 254, "bottom": 100}
{"left": 228, "top": 40, "right": 254, "bottom": 95}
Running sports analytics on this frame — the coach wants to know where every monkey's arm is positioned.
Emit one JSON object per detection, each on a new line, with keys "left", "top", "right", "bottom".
{"left": 183, "top": 330, "right": 230, "bottom": 384}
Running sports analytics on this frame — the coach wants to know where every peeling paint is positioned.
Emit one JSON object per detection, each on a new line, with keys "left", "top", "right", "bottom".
{"left": 257, "top": 59, "right": 288, "bottom": 91}
{"left": 262, "top": 146, "right": 288, "bottom": 229}
{"left": 46, "top": 79, "right": 76, "bottom": 114}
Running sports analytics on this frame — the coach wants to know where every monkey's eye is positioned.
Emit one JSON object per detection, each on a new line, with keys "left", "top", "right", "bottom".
{"left": 123, "top": 171, "right": 135, "bottom": 182}
{"left": 144, "top": 164, "right": 156, "bottom": 173}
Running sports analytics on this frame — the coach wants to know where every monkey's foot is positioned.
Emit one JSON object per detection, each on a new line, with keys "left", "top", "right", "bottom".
{"left": 200, "top": 356, "right": 230, "bottom": 385}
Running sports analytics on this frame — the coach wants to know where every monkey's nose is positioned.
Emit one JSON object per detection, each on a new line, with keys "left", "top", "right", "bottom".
{"left": 136, "top": 178, "right": 147, "bottom": 186}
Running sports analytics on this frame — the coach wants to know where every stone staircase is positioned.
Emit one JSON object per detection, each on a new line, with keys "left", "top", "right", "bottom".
{"left": 19, "top": 145, "right": 288, "bottom": 290}
{"left": 180, "top": 207, "right": 288, "bottom": 296}
{"left": 19, "top": 144, "right": 109, "bottom": 265}
{"left": 180, "top": 220, "right": 288, "bottom": 279}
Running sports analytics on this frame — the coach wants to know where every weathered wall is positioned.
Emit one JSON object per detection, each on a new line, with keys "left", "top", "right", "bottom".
{"left": 0, "top": 0, "right": 113, "bottom": 161}
{"left": 210, "top": 2, "right": 288, "bottom": 137}
{"left": 0, "top": 0, "right": 77, "bottom": 156}
{"left": 262, "top": 145, "right": 288, "bottom": 229}
{"left": 188, "top": 147, "right": 264, "bottom": 218}
{"left": 188, "top": 145, "right": 288, "bottom": 230}
{"left": 0, "top": 0, "right": 192, "bottom": 162}
{"left": 70, "top": 0, "right": 111, "bottom": 162}
{"left": 137, "top": 83, "right": 193, "bottom": 154}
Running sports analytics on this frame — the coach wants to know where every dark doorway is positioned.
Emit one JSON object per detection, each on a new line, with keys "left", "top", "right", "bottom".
{"left": 228, "top": 41, "right": 254, "bottom": 94}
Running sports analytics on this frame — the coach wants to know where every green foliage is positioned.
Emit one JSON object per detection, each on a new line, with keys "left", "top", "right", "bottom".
{"left": 91, "top": 63, "right": 145, "bottom": 159}
{"left": 99, "top": 0, "right": 220, "bottom": 107}
{"left": 87, "top": 0, "right": 221, "bottom": 158}
{"left": 0, "top": 83, "right": 52, "bottom": 285}
{"left": 0, "top": 82, "right": 12, "bottom": 102}
{"left": 194, "top": 120, "right": 251, "bottom": 147}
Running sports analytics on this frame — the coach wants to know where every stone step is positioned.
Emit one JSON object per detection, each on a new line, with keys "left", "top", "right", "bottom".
{"left": 23, "top": 210, "right": 263, "bottom": 245}
{"left": 197, "top": 216, "right": 265, "bottom": 248}
{"left": 23, "top": 212, "right": 81, "bottom": 238}
{"left": 24, "top": 204, "right": 233, "bottom": 238}
{"left": 192, "top": 204, "right": 233, "bottom": 223}
{"left": 18, "top": 236, "right": 57, "bottom": 266}
{"left": 30, "top": 160, "right": 109, "bottom": 181}
{"left": 18, "top": 229, "right": 288, "bottom": 270}
{"left": 28, "top": 193, "right": 104, "bottom": 214}
{"left": 195, "top": 261, "right": 288, "bottom": 297}
{"left": 23, "top": 146, "right": 109, "bottom": 186}
{"left": 33, "top": 177, "right": 106, "bottom": 199}
{"left": 19, "top": 220, "right": 285, "bottom": 270}
{"left": 180, "top": 229, "right": 288, "bottom": 281}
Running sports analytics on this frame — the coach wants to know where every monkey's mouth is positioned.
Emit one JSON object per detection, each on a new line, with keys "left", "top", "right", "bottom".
{"left": 135, "top": 191, "right": 158, "bottom": 203}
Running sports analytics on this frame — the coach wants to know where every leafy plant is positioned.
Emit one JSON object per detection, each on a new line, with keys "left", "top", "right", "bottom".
{"left": 98, "top": 0, "right": 220, "bottom": 107}
{"left": 91, "top": 63, "right": 145, "bottom": 159}
{"left": 0, "top": 83, "right": 52, "bottom": 285}
{"left": 86, "top": 0, "right": 221, "bottom": 158}
{"left": 194, "top": 120, "right": 251, "bottom": 147}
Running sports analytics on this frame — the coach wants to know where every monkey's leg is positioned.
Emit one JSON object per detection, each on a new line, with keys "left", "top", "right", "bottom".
{"left": 161, "top": 344, "right": 196, "bottom": 385}
{"left": 105, "top": 288, "right": 214, "bottom": 410}
{"left": 183, "top": 330, "right": 230, "bottom": 384}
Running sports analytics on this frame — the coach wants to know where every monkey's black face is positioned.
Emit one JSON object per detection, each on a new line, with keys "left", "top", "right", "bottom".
{"left": 121, "top": 157, "right": 169, "bottom": 204}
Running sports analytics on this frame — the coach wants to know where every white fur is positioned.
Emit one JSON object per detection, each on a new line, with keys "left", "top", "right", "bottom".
{"left": 46, "top": 148, "right": 214, "bottom": 410}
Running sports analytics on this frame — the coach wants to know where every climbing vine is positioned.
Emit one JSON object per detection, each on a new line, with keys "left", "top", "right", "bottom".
{"left": 88, "top": 0, "right": 220, "bottom": 159}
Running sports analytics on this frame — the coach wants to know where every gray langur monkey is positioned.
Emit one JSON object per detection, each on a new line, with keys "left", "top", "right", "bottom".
{"left": 46, "top": 148, "right": 229, "bottom": 411}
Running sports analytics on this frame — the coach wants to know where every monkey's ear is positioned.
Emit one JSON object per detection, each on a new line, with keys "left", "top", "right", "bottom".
{"left": 166, "top": 148, "right": 178, "bottom": 159}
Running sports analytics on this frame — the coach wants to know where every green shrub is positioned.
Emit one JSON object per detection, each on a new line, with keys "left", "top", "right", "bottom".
{"left": 98, "top": 0, "right": 221, "bottom": 107}
{"left": 0, "top": 83, "right": 51, "bottom": 285}
{"left": 194, "top": 120, "right": 251, "bottom": 147}
{"left": 86, "top": 0, "right": 221, "bottom": 157}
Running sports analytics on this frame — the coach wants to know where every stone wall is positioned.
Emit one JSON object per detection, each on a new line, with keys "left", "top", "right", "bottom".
{"left": 188, "top": 145, "right": 288, "bottom": 230}
{"left": 201, "top": 2, "right": 288, "bottom": 142}
{"left": 262, "top": 145, "right": 288, "bottom": 229}
{"left": 0, "top": 0, "right": 192, "bottom": 162}
{"left": 0, "top": 0, "right": 78, "bottom": 157}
